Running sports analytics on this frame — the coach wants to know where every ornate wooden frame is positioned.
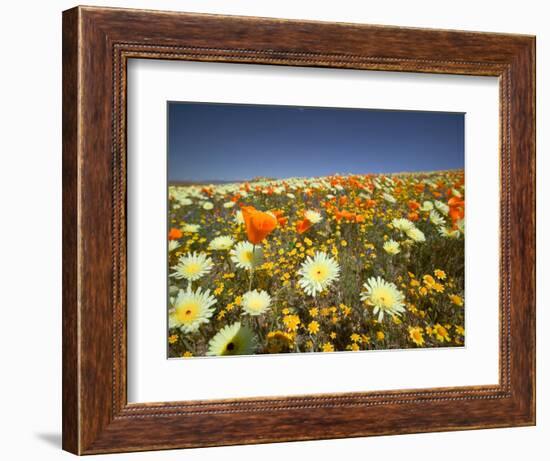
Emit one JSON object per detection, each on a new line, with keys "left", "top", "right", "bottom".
{"left": 62, "top": 5, "right": 536, "bottom": 455}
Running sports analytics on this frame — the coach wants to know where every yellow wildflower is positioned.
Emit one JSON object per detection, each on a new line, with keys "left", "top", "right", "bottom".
{"left": 408, "top": 326, "right": 425, "bottom": 346}
{"left": 307, "top": 321, "right": 320, "bottom": 335}
{"left": 449, "top": 294, "right": 464, "bottom": 306}
{"left": 168, "top": 334, "right": 178, "bottom": 344}
{"left": 432, "top": 323, "right": 451, "bottom": 342}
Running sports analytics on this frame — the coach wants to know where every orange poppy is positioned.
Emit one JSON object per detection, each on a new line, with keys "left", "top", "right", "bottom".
{"left": 448, "top": 196, "right": 465, "bottom": 223}
{"left": 414, "top": 183, "right": 425, "bottom": 193}
{"left": 168, "top": 228, "right": 183, "bottom": 240}
{"left": 408, "top": 212, "right": 420, "bottom": 222}
{"left": 408, "top": 200, "right": 420, "bottom": 211}
{"left": 240, "top": 205, "right": 278, "bottom": 244}
{"left": 271, "top": 210, "right": 288, "bottom": 227}
{"left": 335, "top": 209, "right": 355, "bottom": 222}
{"left": 296, "top": 218, "right": 313, "bottom": 234}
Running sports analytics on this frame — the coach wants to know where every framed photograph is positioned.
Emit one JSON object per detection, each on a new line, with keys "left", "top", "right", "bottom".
{"left": 62, "top": 6, "right": 535, "bottom": 455}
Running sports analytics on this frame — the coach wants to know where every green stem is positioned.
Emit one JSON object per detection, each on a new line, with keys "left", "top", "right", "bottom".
{"left": 248, "top": 244, "right": 256, "bottom": 291}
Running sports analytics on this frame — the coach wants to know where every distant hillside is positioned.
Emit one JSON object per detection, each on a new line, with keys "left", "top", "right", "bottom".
{"left": 169, "top": 177, "right": 277, "bottom": 186}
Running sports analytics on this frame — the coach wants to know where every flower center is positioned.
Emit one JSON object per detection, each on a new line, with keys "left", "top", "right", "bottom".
{"left": 373, "top": 288, "right": 394, "bottom": 308}
{"left": 176, "top": 301, "right": 199, "bottom": 323}
{"left": 248, "top": 298, "right": 263, "bottom": 310}
{"left": 310, "top": 264, "right": 328, "bottom": 282}
{"left": 244, "top": 251, "right": 254, "bottom": 262}
{"left": 184, "top": 262, "right": 201, "bottom": 275}
{"left": 226, "top": 342, "right": 235, "bottom": 351}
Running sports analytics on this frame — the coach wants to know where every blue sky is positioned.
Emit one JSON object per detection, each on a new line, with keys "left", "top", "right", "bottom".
{"left": 168, "top": 102, "right": 464, "bottom": 182}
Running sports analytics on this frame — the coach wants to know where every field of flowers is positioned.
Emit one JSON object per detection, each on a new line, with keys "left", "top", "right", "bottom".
{"left": 167, "top": 170, "right": 465, "bottom": 358}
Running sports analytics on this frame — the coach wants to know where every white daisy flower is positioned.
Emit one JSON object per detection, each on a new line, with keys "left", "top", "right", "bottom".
{"left": 304, "top": 209, "right": 323, "bottom": 224}
{"left": 456, "top": 219, "right": 465, "bottom": 234}
{"left": 202, "top": 201, "right": 214, "bottom": 210}
{"left": 183, "top": 223, "right": 200, "bottom": 233}
{"left": 230, "top": 241, "right": 263, "bottom": 270}
{"left": 406, "top": 227, "right": 426, "bottom": 243}
{"left": 178, "top": 197, "right": 192, "bottom": 206}
{"left": 392, "top": 218, "right": 415, "bottom": 232}
{"left": 383, "top": 192, "right": 396, "bottom": 203}
{"left": 170, "top": 252, "right": 214, "bottom": 281}
{"left": 383, "top": 239, "right": 401, "bottom": 255}
{"left": 420, "top": 201, "right": 434, "bottom": 212}
{"left": 297, "top": 251, "right": 340, "bottom": 297}
{"left": 286, "top": 193, "right": 296, "bottom": 199}
{"left": 208, "top": 235, "right": 235, "bottom": 251}
{"left": 223, "top": 201, "right": 236, "bottom": 209}
{"left": 360, "top": 276, "right": 406, "bottom": 322}
{"left": 207, "top": 322, "right": 256, "bottom": 356}
{"left": 434, "top": 200, "right": 450, "bottom": 215}
{"left": 234, "top": 210, "right": 244, "bottom": 225}
{"left": 168, "top": 240, "right": 181, "bottom": 252}
{"left": 241, "top": 289, "right": 271, "bottom": 316}
{"left": 438, "top": 226, "right": 461, "bottom": 239}
{"left": 429, "top": 210, "right": 445, "bottom": 226}
{"left": 168, "top": 286, "right": 216, "bottom": 333}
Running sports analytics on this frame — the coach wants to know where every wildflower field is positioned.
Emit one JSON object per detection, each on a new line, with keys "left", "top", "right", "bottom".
{"left": 167, "top": 170, "right": 465, "bottom": 358}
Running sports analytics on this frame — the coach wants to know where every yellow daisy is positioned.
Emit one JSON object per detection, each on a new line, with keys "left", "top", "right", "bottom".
{"left": 307, "top": 321, "right": 320, "bottom": 335}
{"left": 408, "top": 326, "right": 425, "bottom": 346}
{"left": 266, "top": 330, "right": 294, "bottom": 353}
{"left": 432, "top": 323, "right": 451, "bottom": 342}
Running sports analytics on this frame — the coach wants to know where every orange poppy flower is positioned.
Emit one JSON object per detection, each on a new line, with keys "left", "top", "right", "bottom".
{"left": 414, "top": 183, "right": 425, "bottom": 193}
{"left": 408, "top": 212, "right": 420, "bottom": 222}
{"left": 271, "top": 210, "right": 287, "bottom": 227}
{"left": 448, "top": 196, "right": 464, "bottom": 207}
{"left": 448, "top": 197, "right": 465, "bottom": 223}
{"left": 240, "top": 205, "right": 278, "bottom": 244}
{"left": 168, "top": 228, "right": 183, "bottom": 240}
{"left": 408, "top": 200, "right": 420, "bottom": 211}
{"left": 335, "top": 209, "right": 355, "bottom": 222}
{"left": 296, "top": 218, "right": 313, "bottom": 234}
{"left": 278, "top": 217, "right": 288, "bottom": 227}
